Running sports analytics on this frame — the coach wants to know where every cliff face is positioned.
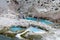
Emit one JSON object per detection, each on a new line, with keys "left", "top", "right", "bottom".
{"left": 9, "top": 0, "right": 60, "bottom": 23}
{"left": 0, "top": 0, "right": 60, "bottom": 22}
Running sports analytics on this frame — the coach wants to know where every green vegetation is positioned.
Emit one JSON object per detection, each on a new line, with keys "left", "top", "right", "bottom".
{"left": 0, "top": 25, "right": 48, "bottom": 39}
{"left": 5, "top": 33, "right": 16, "bottom": 38}
{"left": 28, "top": 35, "right": 42, "bottom": 40}
{"left": 0, "top": 27, "right": 16, "bottom": 38}
{"left": 37, "top": 26, "right": 49, "bottom": 31}
{"left": 0, "top": 27, "right": 8, "bottom": 34}
{"left": 20, "top": 31, "right": 29, "bottom": 39}
{"left": 0, "top": 25, "right": 27, "bottom": 38}
{"left": 0, "top": 31, "right": 16, "bottom": 38}
{"left": 20, "top": 31, "right": 42, "bottom": 40}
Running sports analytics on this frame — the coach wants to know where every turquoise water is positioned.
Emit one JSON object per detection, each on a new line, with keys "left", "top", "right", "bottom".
{"left": 25, "top": 17, "right": 53, "bottom": 25}
{"left": 10, "top": 26, "right": 25, "bottom": 32}
{"left": 29, "top": 27, "right": 43, "bottom": 32}
{"left": 25, "top": 17, "right": 37, "bottom": 21}
{"left": 40, "top": 19, "right": 53, "bottom": 25}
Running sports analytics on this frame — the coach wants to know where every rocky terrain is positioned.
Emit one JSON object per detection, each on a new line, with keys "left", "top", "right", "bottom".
{"left": 0, "top": 0, "right": 60, "bottom": 40}
{"left": 9, "top": 0, "right": 60, "bottom": 23}
{"left": 1, "top": 0, "right": 60, "bottom": 23}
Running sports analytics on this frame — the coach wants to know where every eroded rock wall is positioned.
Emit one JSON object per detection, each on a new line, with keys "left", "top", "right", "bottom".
{"left": 9, "top": 0, "right": 60, "bottom": 23}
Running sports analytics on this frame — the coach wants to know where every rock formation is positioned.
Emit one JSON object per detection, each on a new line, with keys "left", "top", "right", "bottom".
{"left": 9, "top": 0, "right": 60, "bottom": 23}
